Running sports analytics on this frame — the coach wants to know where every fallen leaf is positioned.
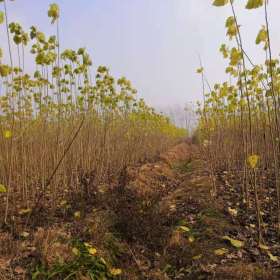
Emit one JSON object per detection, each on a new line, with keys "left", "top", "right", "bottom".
{"left": 74, "top": 211, "right": 81, "bottom": 219}
{"left": 18, "top": 208, "right": 32, "bottom": 215}
{"left": 178, "top": 226, "right": 190, "bottom": 232}
{"left": 88, "top": 247, "right": 97, "bottom": 255}
{"left": 110, "top": 268, "right": 122, "bottom": 276}
{"left": 3, "top": 130, "right": 12, "bottom": 139}
{"left": 169, "top": 204, "right": 176, "bottom": 211}
{"left": 72, "top": 247, "right": 79, "bottom": 256}
{"left": 20, "top": 232, "right": 30, "bottom": 238}
{"left": 259, "top": 244, "right": 269, "bottom": 250}
{"left": 188, "top": 236, "right": 195, "bottom": 243}
{"left": 228, "top": 207, "right": 238, "bottom": 217}
{"left": 60, "top": 200, "right": 67, "bottom": 207}
{"left": 192, "top": 254, "right": 202, "bottom": 260}
{"left": 0, "top": 184, "right": 7, "bottom": 193}
{"left": 214, "top": 248, "right": 228, "bottom": 256}
{"left": 222, "top": 236, "right": 244, "bottom": 248}
{"left": 267, "top": 252, "right": 278, "bottom": 262}
{"left": 247, "top": 154, "right": 260, "bottom": 169}
{"left": 15, "top": 266, "right": 25, "bottom": 274}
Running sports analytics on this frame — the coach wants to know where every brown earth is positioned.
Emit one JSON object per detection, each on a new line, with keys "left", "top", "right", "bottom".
{"left": 0, "top": 141, "right": 279, "bottom": 279}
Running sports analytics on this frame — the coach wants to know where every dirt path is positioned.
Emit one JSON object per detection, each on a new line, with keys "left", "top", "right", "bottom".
{"left": 114, "top": 142, "right": 280, "bottom": 279}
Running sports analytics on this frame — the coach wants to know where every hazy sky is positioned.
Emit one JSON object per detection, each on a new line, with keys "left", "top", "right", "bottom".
{"left": 1, "top": 0, "right": 280, "bottom": 108}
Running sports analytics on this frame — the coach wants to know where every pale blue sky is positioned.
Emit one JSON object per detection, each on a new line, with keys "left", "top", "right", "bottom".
{"left": 1, "top": 0, "right": 280, "bottom": 108}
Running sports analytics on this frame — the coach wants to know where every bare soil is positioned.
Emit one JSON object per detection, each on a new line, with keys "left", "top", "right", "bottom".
{"left": 1, "top": 141, "right": 279, "bottom": 279}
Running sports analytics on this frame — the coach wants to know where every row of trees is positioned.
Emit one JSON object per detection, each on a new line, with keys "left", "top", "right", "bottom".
{"left": 0, "top": 1, "right": 186, "bottom": 224}
{"left": 197, "top": 0, "right": 280, "bottom": 244}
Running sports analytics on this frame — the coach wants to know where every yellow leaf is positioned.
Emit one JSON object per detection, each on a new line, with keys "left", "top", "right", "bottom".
{"left": 84, "top": 242, "right": 91, "bottom": 248}
{"left": 256, "top": 26, "right": 267, "bottom": 45}
{"left": 225, "top": 16, "right": 237, "bottom": 38}
{"left": 188, "top": 236, "right": 195, "bottom": 243}
{"left": 230, "top": 48, "right": 242, "bottom": 66}
{"left": 228, "top": 207, "right": 238, "bottom": 217}
{"left": 74, "top": 211, "right": 81, "bottom": 219}
{"left": 246, "top": 0, "right": 263, "bottom": 9}
{"left": 178, "top": 226, "right": 190, "bottom": 232}
{"left": 267, "top": 252, "right": 278, "bottom": 262}
{"left": 60, "top": 200, "right": 67, "bottom": 207}
{"left": 88, "top": 247, "right": 97, "bottom": 256}
{"left": 3, "top": 130, "right": 12, "bottom": 139}
{"left": 213, "top": 0, "right": 229, "bottom": 6}
{"left": 110, "top": 268, "right": 122, "bottom": 276}
{"left": 0, "top": 11, "right": 4, "bottom": 25}
{"left": 18, "top": 208, "right": 32, "bottom": 215}
{"left": 247, "top": 154, "right": 260, "bottom": 169}
{"left": 0, "top": 184, "right": 7, "bottom": 193}
{"left": 259, "top": 244, "right": 269, "bottom": 250}
{"left": 169, "top": 204, "right": 176, "bottom": 211}
{"left": 20, "top": 231, "right": 30, "bottom": 238}
{"left": 48, "top": 3, "right": 60, "bottom": 24}
{"left": 214, "top": 248, "right": 228, "bottom": 256}
{"left": 192, "top": 254, "right": 202, "bottom": 260}
{"left": 72, "top": 247, "right": 79, "bottom": 256}
{"left": 222, "top": 236, "right": 244, "bottom": 248}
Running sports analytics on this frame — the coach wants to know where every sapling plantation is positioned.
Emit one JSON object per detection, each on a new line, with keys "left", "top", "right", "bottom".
{"left": 0, "top": 0, "right": 188, "bottom": 240}
{"left": 198, "top": 0, "right": 280, "bottom": 251}
{"left": 1, "top": 0, "right": 280, "bottom": 279}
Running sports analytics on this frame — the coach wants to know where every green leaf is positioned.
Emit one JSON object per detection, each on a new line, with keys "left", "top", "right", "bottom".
{"left": 246, "top": 0, "right": 264, "bottom": 9}
{"left": 213, "top": 0, "right": 229, "bottom": 6}
{"left": 222, "top": 236, "right": 244, "bottom": 248}
{"left": 0, "top": 184, "right": 7, "bottom": 193}
{"left": 0, "top": 11, "right": 4, "bottom": 24}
